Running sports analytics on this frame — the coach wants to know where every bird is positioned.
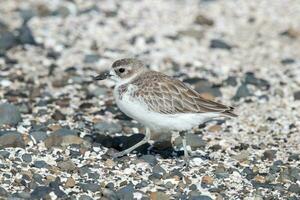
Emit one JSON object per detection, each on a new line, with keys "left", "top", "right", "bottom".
{"left": 94, "top": 58, "right": 237, "bottom": 163}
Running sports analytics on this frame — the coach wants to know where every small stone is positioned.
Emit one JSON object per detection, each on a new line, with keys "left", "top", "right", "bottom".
{"left": 288, "top": 184, "right": 300, "bottom": 194}
{"left": 94, "top": 121, "right": 122, "bottom": 134}
{"left": 201, "top": 175, "right": 214, "bottom": 185}
{"left": 18, "top": 24, "right": 36, "bottom": 45}
{"left": 79, "top": 194, "right": 93, "bottom": 200}
{"left": 153, "top": 165, "right": 166, "bottom": 175}
{"left": 207, "top": 125, "right": 222, "bottom": 133}
{"left": 65, "top": 177, "right": 76, "bottom": 188}
{"left": 33, "top": 160, "right": 49, "bottom": 169}
{"left": 0, "top": 103, "right": 22, "bottom": 126}
{"left": 117, "top": 184, "right": 134, "bottom": 200}
{"left": 30, "top": 186, "right": 52, "bottom": 199}
{"left": 30, "top": 131, "right": 47, "bottom": 142}
{"left": 84, "top": 54, "right": 100, "bottom": 63}
{"left": 280, "top": 28, "right": 300, "bottom": 38}
{"left": 57, "top": 160, "right": 77, "bottom": 172}
{"left": 244, "top": 72, "right": 270, "bottom": 90}
{"left": 0, "top": 186, "right": 8, "bottom": 197}
{"left": 0, "top": 150, "right": 10, "bottom": 158}
{"left": 140, "top": 155, "right": 158, "bottom": 166}
{"left": 190, "top": 195, "right": 213, "bottom": 200}
{"left": 262, "top": 150, "right": 277, "bottom": 161}
{"left": 150, "top": 191, "right": 170, "bottom": 200}
{"left": 194, "top": 14, "right": 214, "bottom": 26}
{"left": 44, "top": 128, "right": 85, "bottom": 148}
{"left": 288, "top": 154, "right": 300, "bottom": 161}
{"left": 254, "top": 175, "right": 266, "bottom": 183}
{"left": 22, "top": 153, "right": 32, "bottom": 163}
{"left": 79, "top": 183, "right": 101, "bottom": 192}
{"left": 0, "top": 31, "right": 17, "bottom": 51}
{"left": 294, "top": 91, "right": 300, "bottom": 100}
{"left": 52, "top": 110, "right": 66, "bottom": 120}
{"left": 233, "top": 150, "right": 249, "bottom": 162}
{"left": 224, "top": 76, "right": 237, "bottom": 86}
{"left": 0, "top": 131, "right": 26, "bottom": 148}
{"left": 281, "top": 58, "right": 295, "bottom": 65}
{"left": 210, "top": 39, "right": 232, "bottom": 50}
{"left": 233, "top": 84, "right": 252, "bottom": 101}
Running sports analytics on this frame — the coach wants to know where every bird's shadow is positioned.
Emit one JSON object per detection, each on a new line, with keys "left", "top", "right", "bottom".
{"left": 94, "top": 133, "right": 183, "bottom": 159}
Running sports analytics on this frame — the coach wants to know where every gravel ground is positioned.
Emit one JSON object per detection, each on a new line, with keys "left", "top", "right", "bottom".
{"left": 0, "top": 0, "right": 300, "bottom": 199}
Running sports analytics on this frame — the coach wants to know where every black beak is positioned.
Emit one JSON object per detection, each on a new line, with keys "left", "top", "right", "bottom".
{"left": 93, "top": 71, "right": 111, "bottom": 81}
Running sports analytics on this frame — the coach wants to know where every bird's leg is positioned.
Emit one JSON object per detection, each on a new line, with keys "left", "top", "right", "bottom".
{"left": 113, "top": 127, "right": 151, "bottom": 158}
{"left": 179, "top": 131, "right": 189, "bottom": 167}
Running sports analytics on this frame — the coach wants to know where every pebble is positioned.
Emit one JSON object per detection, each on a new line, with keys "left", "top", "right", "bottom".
{"left": 33, "top": 160, "right": 49, "bottom": 169}
{"left": 201, "top": 175, "right": 214, "bottom": 185}
{"left": 65, "top": 177, "right": 76, "bottom": 188}
{"left": 18, "top": 24, "right": 36, "bottom": 45}
{"left": 150, "top": 191, "right": 170, "bottom": 200}
{"left": 94, "top": 121, "right": 122, "bottom": 134}
{"left": 0, "top": 31, "right": 17, "bottom": 51}
{"left": 117, "top": 184, "right": 134, "bottom": 200}
{"left": 140, "top": 155, "right": 158, "bottom": 166}
{"left": 194, "top": 14, "right": 214, "bottom": 26}
{"left": 29, "top": 131, "right": 47, "bottom": 142}
{"left": 293, "top": 91, "right": 300, "bottom": 100}
{"left": 233, "top": 84, "right": 252, "bottom": 101}
{"left": 262, "top": 150, "right": 277, "bottom": 160}
{"left": 79, "top": 183, "right": 101, "bottom": 192}
{"left": 0, "top": 131, "right": 26, "bottom": 148}
{"left": 288, "top": 184, "right": 300, "bottom": 194}
{"left": 30, "top": 186, "right": 52, "bottom": 199}
{"left": 0, "top": 186, "right": 8, "bottom": 197}
{"left": 210, "top": 39, "right": 232, "bottom": 50}
{"left": 44, "top": 128, "right": 85, "bottom": 148}
{"left": 0, "top": 103, "right": 22, "bottom": 126}
{"left": 57, "top": 160, "right": 77, "bottom": 172}
{"left": 22, "top": 153, "right": 32, "bottom": 163}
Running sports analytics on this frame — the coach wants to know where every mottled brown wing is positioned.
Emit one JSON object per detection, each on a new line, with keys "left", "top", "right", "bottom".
{"left": 131, "top": 71, "right": 237, "bottom": 116}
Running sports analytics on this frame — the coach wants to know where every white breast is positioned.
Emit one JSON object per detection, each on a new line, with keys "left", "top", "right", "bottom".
{"left": 113, "top": 84, "right": 221, "bottom": 132}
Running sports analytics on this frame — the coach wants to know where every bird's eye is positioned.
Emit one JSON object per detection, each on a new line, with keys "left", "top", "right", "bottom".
{"left": 118, "top": 68, "right": 125, "bottom": 73}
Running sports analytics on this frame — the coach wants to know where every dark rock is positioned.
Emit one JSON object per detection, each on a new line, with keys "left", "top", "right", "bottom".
{"left": 0, "top": 31, "right": 17, "bottom": 51}
{"left": 52, "top": 110, "right": 66, "bottom": 120}
{"left": 223, "top": 76, "right": 237, "bottom": 86}
{"left": 242, "top": 167, "right": 256, "bottom": 180}
{"left": 262, "top": 150, "right": 277, "bottom": 160}
{"left": 79, "top": 195, "right": 94, "bottom": 200}
{"left": 174, "top": 133, "right": 206, "bottom": 150}
{"left": 57, "top": 160, "right": 77, "bottom": 172}
{"left": 32, "top": 174, "right": 44, "bottom": 184}
{"left": 79, "top": 183, "right": 101, "bottom": 192}
{"left": 140, "top": 155, "right": 158, "bottom": 166}
{"left": 33, "top": 160, "right": 49, "bottom": 169}
{"left": 281, "top": 58, "right": 295, "bottom": 65}
{"left": 153, "top": 165, "right": 166, "bottom": 175}
{"left": 0, "top": 131, "right": 26, "bottom": 148}
{"left": 191, "top": 195, "right": 213, "bottom": 200}
{"left": 294, "top": 91, "right": 300, "bottom": 100}
{"left": 0, "top": 103, "right": 22, "bottom": 126}
{"left": 30, "top": 131, "right": 47, "bottom": 142}
{"left": 0, "top": 150, "right": 10, "bottom": 159}
{"left": 288, "top": 184, "right": 300, "bottom": 194}
{"left": 117, "top": 184, "right": 134, "bottom": 200}
{"left": 84, "top": 54, "right": 100, "bottom": 63}
{"left": 233, "top": 84, "right": 252, "bottom": 101}
{"left": 22, "top": 153, "right": 32, "bottom": 163}
{"left": 184, "top": 78, "right": 222, "bottom": 97}
{"left": 244, "top": 72, "right": 270, "bottom": 90}
{"left": 13, "top": 191, "right": 31, "bottom": 199}
{"left": 210, "top": 39, "right": 232, "bottom": 50}
{"left": 20, "top": 8, "right": 36, "bottom": 23}
{"left": 18, "top": 24, "right": 36, "bottom": 45}
{"left": 0, "top": 186, "right": 8, "bottom": 197}
{"left": 94, "top": 121, "right": 122, "bottom": 134}
{"left": 44, "top": 128, "right": 84, "bottom": 148}
{"left": 31, "top": 186, "right": 52, "bottom": 199}
{"left": 288, "top": 153, "right": 300, "bottom": 161}
{"left": 194, "top": 14, "right": 214, "bottom": 26}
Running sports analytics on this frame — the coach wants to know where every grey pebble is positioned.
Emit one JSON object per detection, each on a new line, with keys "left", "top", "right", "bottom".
{"left": 30, "top": 186, "right": 52, "bottom": 199}
{"left": 233, "top": 84, "right": 252, "bottom": 101}
{"left": 33, "top": 160, "right": 49, "bottom": 169}
{"left": 79, "top": 183, "right": 101, "bottom": 192}
{"left": 84, "top": 54, "right": 100, "bottom": 63}
{"left": 0, "top": 186, "right": 8, "bottom": 197}
{"left": 294, "top": 91, "right": 300, "bottom": 100}
{"left": 140, "top": 155, "right": 158, "bottom": 166}
{"left": 0, "top": 31, "right": 17, "bottom": 51}
{"left": 0, "top": 150, "right": 10, "bottom": 159}
{"left": 0, "top": 103, "right": 22, "bottom": 126}
{"left": 191, "top": 195, "right": 213, "bottom": 200}
{"left": 288, "top": 184, "right": 300, "bottom": 194}
{"left": 153, "top": 165, "right": 166, "bottom": 175}
{"left": 0, "top": 131, "right": 26, "bottom": 148}
{"left": 22, "top": 153, "right": 32, "bottom": 163}
{"left": 57, "top": 160, "right": 77, "bottom": 172}
{"left": 79, "top": 194, "right": 94, "bottom": 200}
{"left": 30, "top": 131, "right": 47, "bottom": 142}
{"left": 210, "top": 39, "right": 232, "bottom": 50}
{"left": 117, "top": 184, "right": 134, "bottom": 200}
{"left": 94, "top": 121, "right": 122, "bottom": 134}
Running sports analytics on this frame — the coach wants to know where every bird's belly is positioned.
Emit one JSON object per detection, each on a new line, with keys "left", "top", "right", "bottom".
{"left": 114, "top": 92, "right": 220, "bottom": 132}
